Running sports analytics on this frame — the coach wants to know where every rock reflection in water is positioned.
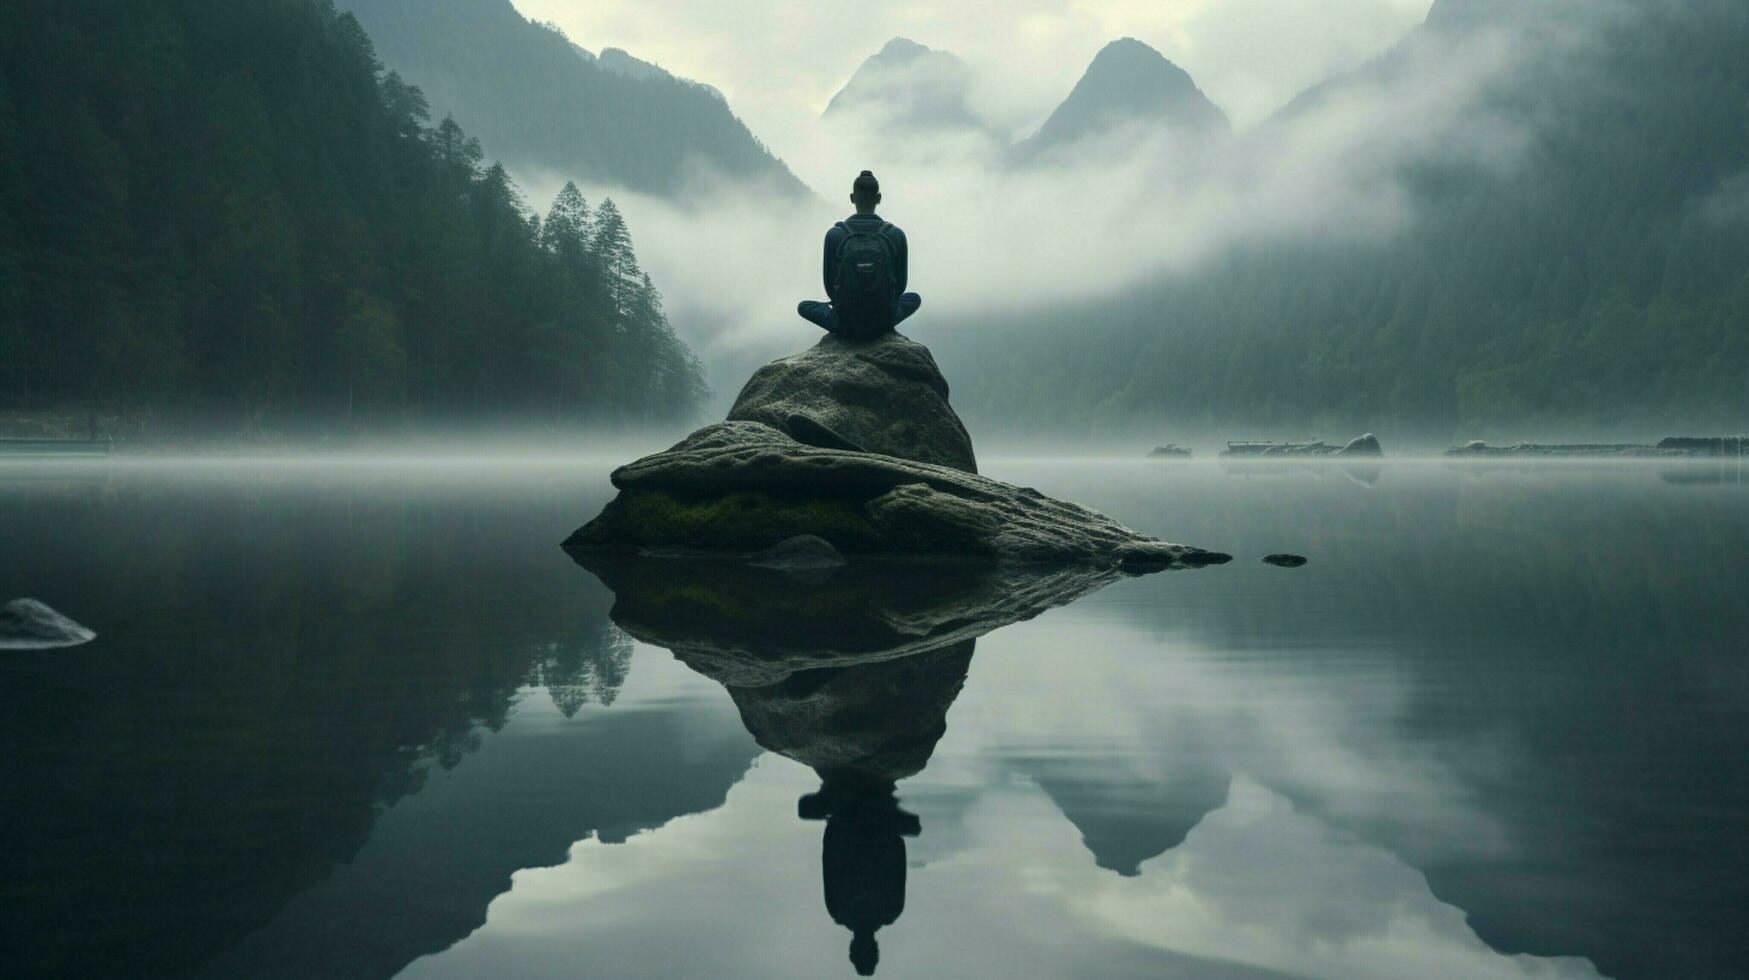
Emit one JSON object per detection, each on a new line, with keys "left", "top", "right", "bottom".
{"left": 570, "top": 549, "right": 1178, "bottom": 974}
{"left": 571, "top": 549, "right": 1155, "bottom": 686}
{"left": 753, "top": 644, "right": 970, "bottom": 975}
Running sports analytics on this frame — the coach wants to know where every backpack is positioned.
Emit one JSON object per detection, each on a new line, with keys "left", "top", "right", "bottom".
{"left": 830, "top": 222, "right": 896, "bottom": 338}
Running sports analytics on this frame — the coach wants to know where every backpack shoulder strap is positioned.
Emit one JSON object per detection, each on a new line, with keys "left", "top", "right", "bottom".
{"left": 832, "top": 222, "right": 856, "bottom": 257}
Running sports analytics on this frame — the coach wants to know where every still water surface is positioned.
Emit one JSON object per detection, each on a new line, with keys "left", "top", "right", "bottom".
{"left": 2, "top": 455, "right": 1745, "bottom": 979}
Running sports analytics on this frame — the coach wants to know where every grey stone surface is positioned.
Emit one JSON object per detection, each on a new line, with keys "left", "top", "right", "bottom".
{"left": 1223, "top": 435, "right": 1384, "bottom": 458}
{"left": 1337, "top": 433, "right": 1383, "bottom": 456}
{"left": 727, "top": 331, "right": 978, "bottom": 473}
{"left": 1444, "top": 441, "right": 1682, "bottom": 458}
{"left": 567, "top": 421, "right": 1227, "bottom": 570}
{"left": 0, "top": 598, "right": 97, "bottom": 650}
{"left": 749, "top": 534, "right": 847, "bottom": 571}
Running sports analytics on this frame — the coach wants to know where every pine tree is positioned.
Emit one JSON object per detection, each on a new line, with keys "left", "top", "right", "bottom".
{"left": 0, "top": 0, "right": 710, "bottom": 435}
{"left": 541, "top": 181, "right": 592, "bottom": 262}
{"left": 590, "top": 198, "right": 641, "bottom": 323}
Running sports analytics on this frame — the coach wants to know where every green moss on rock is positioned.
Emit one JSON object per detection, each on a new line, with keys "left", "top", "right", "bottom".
{"left": 577, "top": 489, "right": 882, "bottom": 554}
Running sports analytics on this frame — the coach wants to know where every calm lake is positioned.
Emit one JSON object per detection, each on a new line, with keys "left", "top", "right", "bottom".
{"left": 2, "top": 454, "right": 1745, "bottom": 979}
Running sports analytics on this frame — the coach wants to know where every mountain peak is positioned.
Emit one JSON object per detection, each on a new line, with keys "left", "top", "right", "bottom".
{"left": 823, "top": 37, "right": 984, "bottom": 132}
{"left": 878, "top": 36, "right": 931, "bottom": 60}
{"left": 1018, "top": 37, "right": 1229, "bottom": 157}
{"left": 1083, "top": 37, "right": 1201, "bottom": 92}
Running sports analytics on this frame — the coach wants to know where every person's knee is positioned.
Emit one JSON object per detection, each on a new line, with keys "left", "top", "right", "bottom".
{"left": 798, "top": 300, "right": 835, "bottom": 331}
{"left": 893, "top": 293, "right": 921, "bottom": 326}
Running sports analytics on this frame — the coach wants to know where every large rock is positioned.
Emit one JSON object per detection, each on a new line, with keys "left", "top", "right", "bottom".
{"left": 728, "top": 331, "right": 978, "bottom": 473}
{"left": 565, "top": 421, "right": 1227, "bottom": 571}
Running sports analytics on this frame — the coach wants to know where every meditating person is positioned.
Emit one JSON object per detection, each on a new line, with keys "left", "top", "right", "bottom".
{"left": 797, "top": 170, "right": 921, "bottom": 340}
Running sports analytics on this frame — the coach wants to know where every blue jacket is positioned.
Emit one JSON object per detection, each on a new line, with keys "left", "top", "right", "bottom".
{"left": 823, "top": 213, "right": 908, "bottom": 302}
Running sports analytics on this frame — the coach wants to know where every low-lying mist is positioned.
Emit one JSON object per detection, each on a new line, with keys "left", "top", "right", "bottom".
{"left": 517, "top": 1, "right": 1615, "bottom": 414}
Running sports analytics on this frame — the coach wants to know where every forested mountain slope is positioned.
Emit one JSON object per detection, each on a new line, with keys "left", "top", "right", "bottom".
{"left": 340, "top": 0, "right": 807, "bottom": 198}
{"left": 0, "top": 0, "right": 706, "bottom": 437}
{"left": 934, "top": 0, "right": 1749, "bottom": 439}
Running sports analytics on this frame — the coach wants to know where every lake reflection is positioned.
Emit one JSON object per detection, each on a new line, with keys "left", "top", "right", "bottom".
{"left": 1, "top": 458, "right": 1745, "bottom": 978}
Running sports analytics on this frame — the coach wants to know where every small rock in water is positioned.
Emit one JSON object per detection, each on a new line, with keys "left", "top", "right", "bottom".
{"left": 748, "top": 534, "right": 848, "bottom": 571}
{"left": 1337, "top": 433, "right": 1383, "bottom": 457}
{"left": 1262, "top": 554, "right": 1308, "bottom": 568}
{"left": 0, "top": 598, "right": 97, "bottom": 649}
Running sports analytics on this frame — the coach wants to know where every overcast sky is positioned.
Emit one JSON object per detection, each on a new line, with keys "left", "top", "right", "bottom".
{"left": 510, "top": 0, "right": 1435, "bottom": 157}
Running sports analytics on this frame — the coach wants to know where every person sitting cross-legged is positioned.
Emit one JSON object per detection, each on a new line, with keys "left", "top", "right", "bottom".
{"left": 797, "top": 170, "right": 921, "bottom": 341}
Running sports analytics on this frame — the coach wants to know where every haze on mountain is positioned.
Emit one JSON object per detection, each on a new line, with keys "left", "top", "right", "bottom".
{"left": 822, "top": 37, "right": 992, "bottom": 137}
{"left": 1012, "top": 37, "right": 1231, "bottom": 162}
{"left": 924, "top": 0, "right": 1749, "bottom": 440}
{"left": 338, "top": 0, "right": 807, "bottom": 198}
{"left": 565, "top": 42, "right": 727, "bottom": 103}
{"left": 486, "top": 0, "right": 1746, "bottom": 447}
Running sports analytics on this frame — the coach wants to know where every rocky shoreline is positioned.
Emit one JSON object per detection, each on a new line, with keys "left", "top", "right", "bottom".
{"left": 1444, "top": 437, "right": 1746, "bottom": 458}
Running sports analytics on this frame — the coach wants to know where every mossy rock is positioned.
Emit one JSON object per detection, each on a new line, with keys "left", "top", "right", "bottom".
{"left": 566, "top": 420, "right": 1226, "bottom": 569}
{"left": 570, "top": 489, "right": 883, "bottom": 554}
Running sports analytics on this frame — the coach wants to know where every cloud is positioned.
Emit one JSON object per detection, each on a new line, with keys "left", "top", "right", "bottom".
{"left": 509, "top": 0, "right": 1433, "bottom": 144}
{"left": 503, "top": 1, "right": 1622, "bottom": 405}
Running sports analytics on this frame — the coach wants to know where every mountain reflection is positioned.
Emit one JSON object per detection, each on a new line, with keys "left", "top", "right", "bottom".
{"left": 0, "top": 466, "right": 762, "bottom": 979}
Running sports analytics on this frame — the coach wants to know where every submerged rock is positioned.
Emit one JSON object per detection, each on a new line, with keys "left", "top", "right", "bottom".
{"left": 565, "top": 421, "right": 1226, "bottom": 570}
{"left": 1262, "top": 554, "right": 1308, "bottom": 567}
{"left": 749, "top": 534, "right": 847, "bottom": 571}
{"left": 728, "top": 331, "right": 978, "bottom": 473}
{"left": 0, "top": 598, "right": 97, "bottom": 650}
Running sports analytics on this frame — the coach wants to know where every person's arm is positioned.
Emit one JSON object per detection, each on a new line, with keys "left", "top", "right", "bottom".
{"left": 890, "top": 225, "right": 908, "bottom": 295}
{"left": 822, "top": 226, "right": 839, "bottom": 297}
